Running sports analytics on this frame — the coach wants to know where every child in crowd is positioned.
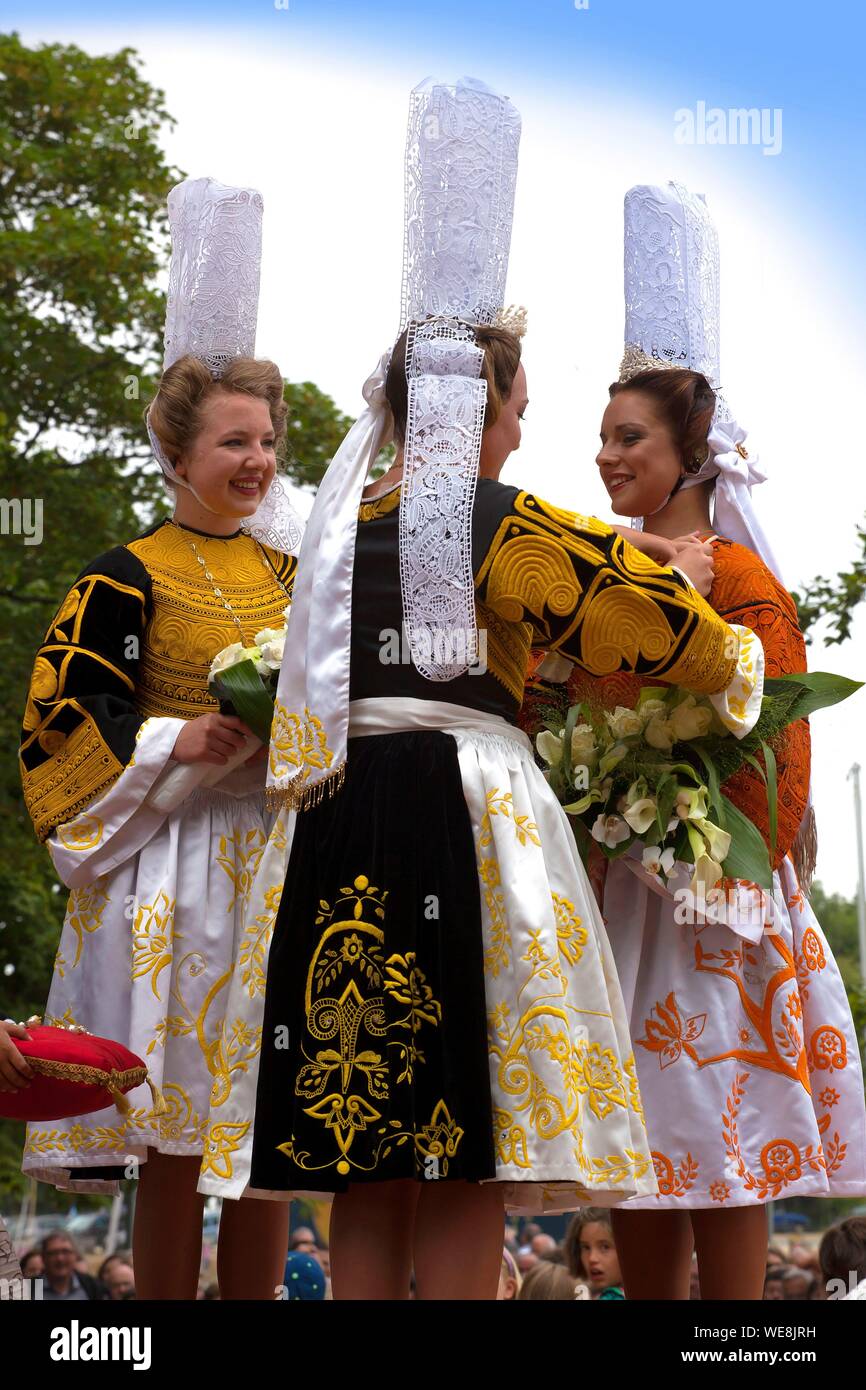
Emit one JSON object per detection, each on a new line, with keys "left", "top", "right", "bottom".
{"left": 564, "top": 1209, "right": 625, "bottom": 1300}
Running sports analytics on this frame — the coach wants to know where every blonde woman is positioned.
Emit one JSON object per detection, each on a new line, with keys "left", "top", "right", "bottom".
{"left": 19, "top": 356, "right": 295, "bottom": 1298}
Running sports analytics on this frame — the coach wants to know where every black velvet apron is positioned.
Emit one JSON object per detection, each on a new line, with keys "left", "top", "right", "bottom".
{"left": 250, "top": 730, "right": 496, "bottom": 1192}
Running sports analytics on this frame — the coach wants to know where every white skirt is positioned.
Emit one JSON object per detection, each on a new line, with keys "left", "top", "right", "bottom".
{"left": 604, "top": 853, "right": 866, "bottom": 1208}
{"left": 23, "top": 719, "right": 277, "bottom": 1195}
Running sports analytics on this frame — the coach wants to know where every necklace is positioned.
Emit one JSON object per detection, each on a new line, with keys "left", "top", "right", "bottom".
{"left": 169, "top": 521, "right": 292, "bottom": 643}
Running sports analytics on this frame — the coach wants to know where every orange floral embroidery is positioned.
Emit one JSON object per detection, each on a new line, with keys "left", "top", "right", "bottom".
{"left": 800, "top": 929, "right": 826, "bottom": 972}
{"left": 809, "top": 1026, "right": 847, "bottom": 1072}
{"left": 652, "top": 1149, "right": 698, "bottom": 1198}
{"left": 722, "top": 1072, "right": 826, "bottom": 1200}
{"left": 636, "top": 992, "right": 706, "bottom": 1070}
{"left": 709, "top": 1180, "right": 731, "bottom": 1204}
{"left": 692, "top": 934, "right": 810, "bottom": 1090}
{"left": 760, "top": 1138, "right": 802, "bottom": 1188}
{"left": 819, "top": 1087, "right": 841, "bottom": 1108}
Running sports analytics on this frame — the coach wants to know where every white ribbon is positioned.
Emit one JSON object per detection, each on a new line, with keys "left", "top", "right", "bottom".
{"left": 266, "top": 353, "right": 394, "bottom": 805}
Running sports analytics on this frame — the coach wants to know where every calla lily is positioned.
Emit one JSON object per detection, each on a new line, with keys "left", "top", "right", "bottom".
{"left": 690, "top": 852, "right": 725, "bottom": 895}
{"left": 562, "top": 787, "right": 605, "bottom": 815}
{"left": 696, "top": 817, "right": 731, "bottom": 863}
{"left": 675, "top": 786, "right": 710, "bottom": 822}
{"left": 591, "top": 813, "right": 631, "bottom": 849}
{"left": 536, "top": 730, "right": 564, "bottom": 766}
{"left": 623, "top": 797, "right": 659, "bottom": 834}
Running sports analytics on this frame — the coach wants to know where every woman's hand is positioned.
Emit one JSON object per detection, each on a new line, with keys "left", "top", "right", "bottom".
{"left": 611, "top": 526, "right": 678, "bottom": 567}
{"left": 670, "top": 535, "right": 716, "bottom": 597}
{"left": 0, "top": 1020, "right": 33, "bottom": 1092}
{"left": 171, "top": 713, "right": 255, "bottom": 767}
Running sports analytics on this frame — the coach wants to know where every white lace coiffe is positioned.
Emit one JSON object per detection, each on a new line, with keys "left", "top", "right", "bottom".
{"left": 147, "top": 176, "right": 304, "bottom": 557}
{"left": 619, "top": 180, "right": 782, "bottom": 583}
{"left": 266, "top": 76, "right": 522, "bottom": 810}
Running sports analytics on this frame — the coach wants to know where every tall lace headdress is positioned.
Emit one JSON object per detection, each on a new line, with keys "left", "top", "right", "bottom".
{"left": 620, "top": 182, "right": 816, "bottom": 886}
{"left": 619, "top": 181, "right": 782, "bottom": 581}
{"left": 147, "top": 176, "right": 304, "bottom": 555}
{"left": 399, "top": 77, "right": 521, "bottom": 678}
{"left": 267, "top": 76, "right": 522, "bottom": 811}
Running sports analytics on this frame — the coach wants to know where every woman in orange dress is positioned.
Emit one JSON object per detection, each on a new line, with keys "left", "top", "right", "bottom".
{"left": 524, "top": 364, "right": 866, "bottom": 1299}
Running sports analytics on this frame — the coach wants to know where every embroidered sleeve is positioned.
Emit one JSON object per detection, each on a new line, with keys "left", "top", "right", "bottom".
{"left": 476, "top": 490, "right": 739, "bottom": 692}
{"left": 712, "top": 540, "right": 811, "bottom": 864}
{"left": 19, "top": 547, "right": 152, "bottom": 842}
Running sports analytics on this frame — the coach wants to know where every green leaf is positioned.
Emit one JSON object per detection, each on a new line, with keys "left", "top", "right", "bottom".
{"left": 762, "top": 672, "right": 863, "bottom": 722}
{"left": 211, "top": 659, "right": 275, "bottom": 744}
{"left": 718, "top": 793, "right": 773, "bottom": 891}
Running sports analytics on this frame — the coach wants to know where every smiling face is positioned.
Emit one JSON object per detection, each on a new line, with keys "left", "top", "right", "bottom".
{"left": 596, "top": 388, "right": 684, "bottom": 517}
{"left": 479, "top": 361, "right": 528, "bottom": 478}
{"left": 173, "top": 389, "right": 277, "bottom": 519}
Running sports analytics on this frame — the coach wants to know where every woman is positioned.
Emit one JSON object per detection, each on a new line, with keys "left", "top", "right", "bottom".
{"left": 240, "top": 322, "right": 763, "bottom": 1300}
{"left": 575, "top": 365, "right": 866, "bottom": 1299}
{"left": 19, "top": 354, "right": 294, "bottom": 1298}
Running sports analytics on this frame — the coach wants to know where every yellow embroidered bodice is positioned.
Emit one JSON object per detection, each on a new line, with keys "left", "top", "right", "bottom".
{"left": 20, "top": 520, "right": 297, "bottom": 841}
{"left": 126, "top": 523, "right": 295, "bottom": 719}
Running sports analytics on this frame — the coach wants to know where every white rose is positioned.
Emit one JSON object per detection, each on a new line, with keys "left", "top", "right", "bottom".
{"left": 209, "top": 642, "right": 256, "bottom": 680}
{"left": 536, "top": 730, "right": 564, "bottom": 767}
{"left": 570, "top": 723, "right": 598, "bottom": 769}
{"left": 644, "top": 714, "right": 676, "bottom": 751}
{"left": 670, "top": 695, "right": 714, "bottom": 742}
{"left": 638, "top": 698, "right": 668, "bottom": 724}
{"left": 257, "top": 631, "right": 286, "bottom": 671}
{"left": 254, "top": 626, "right": 285, "bottom": 648}
{"left": 605, "top": 706, "right": 643, "bottom": 739}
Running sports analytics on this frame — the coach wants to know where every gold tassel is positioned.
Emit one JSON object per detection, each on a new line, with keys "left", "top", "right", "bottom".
{"left": 146, "top": 1075, "right": 169, "bottom": 1116}
{"left": 266, "top": 760, "right": 347, "bottom": 814}
{"left": 109, "top": 1083, "right": 132, "bottom": 1116}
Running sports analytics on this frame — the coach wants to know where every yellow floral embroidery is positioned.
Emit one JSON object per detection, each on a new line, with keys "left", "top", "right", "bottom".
{"left": 56, "top": 813, "right": 104, "bottom": 852}
{"left": 216, "top": 827, "right": 267, "bottom": 911}
{"left": 66, "top": 876, "right": 111, "bottom": 968}
{"left": 131, "top": 892, "right": 176, "bottom": 1000}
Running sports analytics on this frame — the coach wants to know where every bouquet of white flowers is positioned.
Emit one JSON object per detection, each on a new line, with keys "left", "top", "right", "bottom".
{"left": 535, "top": 672, "right": 859, "bottom": 893}
{"left": 145, "top": 607, "right": 289, "bottom": 814}
{"left": 207, "top": 607, "right": 289, "bottom": 743}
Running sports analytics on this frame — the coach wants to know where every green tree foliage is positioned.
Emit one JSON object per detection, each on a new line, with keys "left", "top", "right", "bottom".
{"left": 794, "top": 519, "right": 866, "bottom": 645}
{"left": 0, "top": 33, "right": 183, "bottom": 1028}
{"left": 810, "top": 881, "right": 866, "bottom": 1064}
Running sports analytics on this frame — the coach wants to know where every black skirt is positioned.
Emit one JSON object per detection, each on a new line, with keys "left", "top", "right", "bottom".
{"left": 250, "top": 731, "right": 496, "bottom": 1192}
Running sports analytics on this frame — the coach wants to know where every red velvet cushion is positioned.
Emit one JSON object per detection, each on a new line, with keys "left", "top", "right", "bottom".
{"left": 0, "top": 1025, "right": 147, "bottom": 1122}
